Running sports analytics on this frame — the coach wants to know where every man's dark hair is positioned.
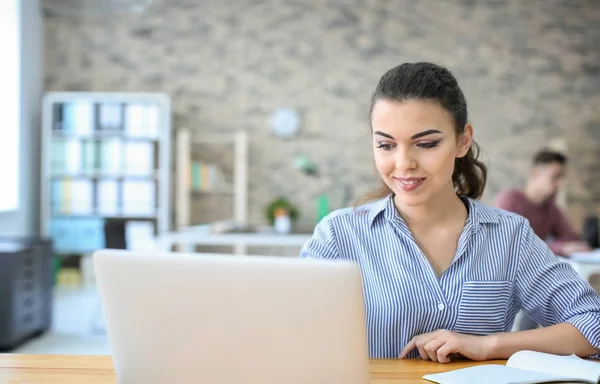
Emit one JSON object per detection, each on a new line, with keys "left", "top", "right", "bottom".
{"left": 532, "top": 149, "right": 568, "bottom": 166}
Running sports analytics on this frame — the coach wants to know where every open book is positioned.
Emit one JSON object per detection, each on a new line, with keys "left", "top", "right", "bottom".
{"left": 422, "top": 350, "right": 600, "bottom": 384}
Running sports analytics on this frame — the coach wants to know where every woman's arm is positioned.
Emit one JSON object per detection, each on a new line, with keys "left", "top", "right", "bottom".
{"left": 400, "top": 221, "right": 600, "bottom": 364}
{"left": 513, "top": 222, "right": 600, "bottom": 358}
{"left": 399, "top": 323, "right": 599, "bottom": 363}
{"left": 299, "top": 214, "right": 340, "bottom": 260}
{"left": 488, "top": 323, "right": 600, "bottom": 359}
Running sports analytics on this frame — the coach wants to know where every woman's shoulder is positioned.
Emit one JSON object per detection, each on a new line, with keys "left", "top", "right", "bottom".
{"left": 320, "top": 204, "right": 372, "bottom": 223}
{"left": 465, "top": 198, "right": 541, "bottom": 256}
{"left": 318, "top": 199, "right": 386, "bottom": 227}
{"left": 467, "top": 197, "right": 531, "bottom": 230}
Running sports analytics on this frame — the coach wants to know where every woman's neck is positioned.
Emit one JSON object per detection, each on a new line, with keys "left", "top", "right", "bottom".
{"left": 393, "top": 184, "right": 468, "bottom": 229}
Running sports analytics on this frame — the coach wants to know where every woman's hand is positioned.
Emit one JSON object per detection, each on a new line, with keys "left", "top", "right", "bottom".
{"left": 399, "top": 329, "right": 495, "bottom": 363}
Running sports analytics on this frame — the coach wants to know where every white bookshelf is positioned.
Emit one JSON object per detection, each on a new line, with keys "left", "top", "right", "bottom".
{"left": 175, "top": 128, "right": 248, "bottom": 230}
{"left": 40, "top": 92, "right": 172, "bottom": 255}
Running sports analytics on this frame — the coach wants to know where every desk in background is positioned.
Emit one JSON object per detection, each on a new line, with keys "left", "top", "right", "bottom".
{"left": 81, "top": 231, "right": 314, "bottom": 285}
{"left": 156, "top": 231, "right": 313, "bottom": 256}
{"left": 561, "top": 251, "right": 600, "bottom": 282}
{"left": 0, "top": 354, "right": 506, "bottom": 383}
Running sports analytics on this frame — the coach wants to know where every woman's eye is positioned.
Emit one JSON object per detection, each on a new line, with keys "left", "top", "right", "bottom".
{"left": 417, "top": 141, "right": 440, "bottom": 149}
{"left": 376, "top": 143, "right": 394, "bottom": 150}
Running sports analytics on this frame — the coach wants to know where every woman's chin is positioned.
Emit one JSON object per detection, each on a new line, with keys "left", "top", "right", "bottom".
{"left": 392, "top": 190, "right": 429, "bottom": 207}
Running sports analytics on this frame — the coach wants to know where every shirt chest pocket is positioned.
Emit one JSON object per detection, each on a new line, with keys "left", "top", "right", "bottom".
{"left": 453, "top": 280, "right": 513, "bottom": 335}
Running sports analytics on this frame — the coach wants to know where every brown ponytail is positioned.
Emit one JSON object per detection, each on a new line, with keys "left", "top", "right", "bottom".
{"left": 452, "top": 140, "right": 487, "bottom": 199}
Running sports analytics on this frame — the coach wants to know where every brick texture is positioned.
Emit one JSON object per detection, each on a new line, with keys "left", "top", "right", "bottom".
{"left": 43, "top": 0, "right": 600, "bottom": 233}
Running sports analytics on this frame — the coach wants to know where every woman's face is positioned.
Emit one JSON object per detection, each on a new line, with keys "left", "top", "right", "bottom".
{"left": 371, "top": 99, "right": 472, "bottom": 208}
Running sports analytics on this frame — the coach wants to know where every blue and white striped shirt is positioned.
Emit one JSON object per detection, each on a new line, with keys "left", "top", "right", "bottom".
{"left": 300, "top": 194, "right": 600, "bottom": 359}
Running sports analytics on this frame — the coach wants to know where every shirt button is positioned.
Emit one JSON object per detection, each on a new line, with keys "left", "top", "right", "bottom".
{"left": 438, "top": 303, "right": 445, "bottom": 311}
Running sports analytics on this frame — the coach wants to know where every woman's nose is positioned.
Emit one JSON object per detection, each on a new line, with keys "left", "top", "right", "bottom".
{"left": 395, "top": 149, "right": 417, "bottom": 171}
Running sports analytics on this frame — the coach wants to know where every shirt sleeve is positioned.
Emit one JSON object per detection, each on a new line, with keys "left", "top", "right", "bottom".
{"left": 547, "top": 202, "right": 582, "bottom": 255}
{"left": 515, "top": 222, "right": 600, "bottom": 357}
{"left": 299, "top": 216, "right": 340, "bottom": 260}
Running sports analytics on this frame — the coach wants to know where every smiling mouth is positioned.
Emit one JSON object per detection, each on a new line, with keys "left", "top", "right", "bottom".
{"left": 394, "top": 177, "right": 426, "bottom": 191}
{"left": 398, "top": 179, "right": 422, "bottom": 184}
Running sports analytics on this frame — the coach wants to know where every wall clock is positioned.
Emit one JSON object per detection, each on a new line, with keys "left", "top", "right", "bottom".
{"left": 270, "top": 108, "right": 300, "bottom": 139}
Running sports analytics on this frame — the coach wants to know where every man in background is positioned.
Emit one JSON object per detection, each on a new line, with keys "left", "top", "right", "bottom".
{"left": 495, "top": 149, "right": 591, "bottom": 256}
{"left": 495, "top": 149, "right": 592, "bottom": 331}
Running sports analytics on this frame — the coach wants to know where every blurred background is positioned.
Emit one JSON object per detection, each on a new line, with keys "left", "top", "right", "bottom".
{"left": 1, "top": 0, "right": 599, "bottom": 356}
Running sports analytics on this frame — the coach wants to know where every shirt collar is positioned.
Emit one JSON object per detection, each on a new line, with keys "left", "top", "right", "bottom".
{"left": 466, "top": 197, "right": 500, "bottom": 232}
{"left": 367, "top": 194, "right": 500, "bottom": 231}
{"left": 367, "top": 195, "right": 394, "bottom": 226}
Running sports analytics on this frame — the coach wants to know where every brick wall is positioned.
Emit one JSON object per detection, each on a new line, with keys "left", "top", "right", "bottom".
{"left": 43, "top": 0, "right": 600, "bottom": 232}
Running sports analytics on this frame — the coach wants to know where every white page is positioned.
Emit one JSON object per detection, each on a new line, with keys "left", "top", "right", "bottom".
{"left": 69, "top": 179, "right": 93, "bottom": 214}
{"left": 100, "top": 138, "right": 122, "bottom": 175}
{"left": 146, "top": 104, "right": 159, "bottom": 138}
{"left": 125, "top": 221, "right": 156, "bottom": 251}
{"left": 125, "top": 103, "right": 147, "bottom": 137}
{"left": 422, "top": 364, "right": 584, "bottom": 384}
{"left": 65, "top": 138, "right": 82, "bottom": 174}
{"left": 508, "top": 350, "right": 600, "bottom": 383}
{"left": 74, "top": 101, "right": 93, "bottom": 136}
{"left": 99, "top": 103, "right": 122, "bottom": 130}
{"left": 107, "top": 139, "right": 123, "bottom": 174}
{"left": 122, "top": 180, "right": 155, "bottom": 216}
{"left": 97, "top": 180, "right": 119, "bottom": 216}
{"left": 123, "top": 141, "right": 154, "bottom": 176}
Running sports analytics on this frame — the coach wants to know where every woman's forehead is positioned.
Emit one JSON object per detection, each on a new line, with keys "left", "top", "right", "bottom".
{"left": 371, "top": 99, "right": 454, "bottom": 137}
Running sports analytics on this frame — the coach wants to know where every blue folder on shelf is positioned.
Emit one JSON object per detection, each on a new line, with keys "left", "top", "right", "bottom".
{"left": 49, "top": 217, "right": 106, "bottom": 253}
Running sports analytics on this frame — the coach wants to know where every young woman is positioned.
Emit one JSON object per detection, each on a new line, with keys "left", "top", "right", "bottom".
{"left": 300, "top": 62, "right": 600, "bottom": 363}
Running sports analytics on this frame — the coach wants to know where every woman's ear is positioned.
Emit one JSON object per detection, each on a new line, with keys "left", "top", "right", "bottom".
{"left": 456, "top": 123, "right": 473, "bottom": 158}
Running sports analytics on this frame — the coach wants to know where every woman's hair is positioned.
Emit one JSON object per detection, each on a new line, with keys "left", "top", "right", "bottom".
{"left": 357, "top": 62, "right": 487, "bottom": 205}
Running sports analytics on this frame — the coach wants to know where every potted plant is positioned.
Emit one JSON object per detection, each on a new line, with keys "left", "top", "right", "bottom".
{"left": 265, "top": 197, "right": 299, "bottom": 234}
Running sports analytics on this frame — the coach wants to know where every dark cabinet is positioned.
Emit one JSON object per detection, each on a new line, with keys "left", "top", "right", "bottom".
{"left": 0, "top": 237, "right": 53, "bottom": 351}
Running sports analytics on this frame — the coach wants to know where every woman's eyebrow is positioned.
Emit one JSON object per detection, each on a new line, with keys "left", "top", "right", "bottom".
{"left": 411, "top": 129, "right": 442, "bottom": 139}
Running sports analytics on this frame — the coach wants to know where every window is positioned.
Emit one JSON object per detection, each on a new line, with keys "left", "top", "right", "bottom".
{"left": 0, "top": 0, "right": 19, "bottom": 211}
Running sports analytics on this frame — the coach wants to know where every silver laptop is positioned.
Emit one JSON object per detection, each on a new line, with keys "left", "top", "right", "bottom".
{"left": 93, "top": 249, "right": 370, "bottom": 384}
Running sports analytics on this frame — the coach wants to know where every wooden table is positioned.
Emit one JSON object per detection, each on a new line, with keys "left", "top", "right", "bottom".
{"left": 0, "top": 354, "right": 505, "bottom": 383}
